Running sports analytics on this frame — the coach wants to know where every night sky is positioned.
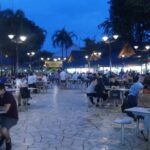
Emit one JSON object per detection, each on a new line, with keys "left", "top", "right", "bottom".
{"left": 0, "top": 0, "right": 109, "bottom": 56}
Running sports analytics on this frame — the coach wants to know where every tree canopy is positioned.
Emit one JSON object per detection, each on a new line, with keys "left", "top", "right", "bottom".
{"left": 0, "top": 9, "right": 46, "bottom": 72}
{"left": 100, "top": 0, "right": 150, "bottom": 44}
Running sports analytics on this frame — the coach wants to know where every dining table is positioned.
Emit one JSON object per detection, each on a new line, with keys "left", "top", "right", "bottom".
{"left": 125, "top": 107, "right": 150, "bottom": 150}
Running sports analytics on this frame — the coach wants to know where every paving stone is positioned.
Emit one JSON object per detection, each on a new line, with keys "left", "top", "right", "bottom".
{"left": 10, "top": 87, "right": 147, "bottom": 150}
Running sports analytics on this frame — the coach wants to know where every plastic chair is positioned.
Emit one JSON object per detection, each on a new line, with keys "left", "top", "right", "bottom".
{"left": 20, "top": 87, "right": 31, "bottom": 110}
{"left": 114, "top": 117, "right": 133, "bottom": 144}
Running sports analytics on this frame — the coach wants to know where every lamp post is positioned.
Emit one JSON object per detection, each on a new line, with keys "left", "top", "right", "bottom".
{"left": 102, "top": 35, "right": 119, "bottom": 74}
{"left": 27, "top": 52, "right": 35, "bottom": 71}
{"left": 85, "top": 55, "right": 90, "bottom": 71}
{"left": 8, "top": 34, "right": 27, "bottom": 74}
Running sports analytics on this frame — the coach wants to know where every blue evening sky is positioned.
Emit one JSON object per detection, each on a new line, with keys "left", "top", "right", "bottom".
{"left": 0, "top": 0, "right": 109, "bottom": 56}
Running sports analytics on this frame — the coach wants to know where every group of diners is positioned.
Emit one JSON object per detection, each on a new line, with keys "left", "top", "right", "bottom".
{"left": 86, "top": 71, "right": 150, "bottom": 141}
{"left": 0, "top": 72, "right": 50, "bottom": 150}
{"left": 0, "top": 72, "right": 48, "bottom": 108}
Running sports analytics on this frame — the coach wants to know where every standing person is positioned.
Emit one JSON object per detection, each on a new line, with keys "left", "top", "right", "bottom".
{"left": 0, "top": 83, "right": 18, "bottom": 150}
{"left": 60, "top": 70, "right": 67, "bottom": 88}
{"left": 15, "top": 74, "right": 22, "bottom": 106}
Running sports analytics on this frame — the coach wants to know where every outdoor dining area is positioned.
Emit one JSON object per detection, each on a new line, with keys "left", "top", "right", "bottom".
{"left": 2, "top": 70, "right": 148, "bottom": 150}
{"left": 0, "top": 0, "right": 150, "bottom": 149}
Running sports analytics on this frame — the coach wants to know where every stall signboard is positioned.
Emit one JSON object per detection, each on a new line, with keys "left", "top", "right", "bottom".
{"left": 45, "top": 61, "right": 62, "bottom": 68}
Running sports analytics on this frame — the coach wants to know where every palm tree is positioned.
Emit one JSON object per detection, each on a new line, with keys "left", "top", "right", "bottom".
{"left": 52, "top": 28, "right": 77, "bottom": 58}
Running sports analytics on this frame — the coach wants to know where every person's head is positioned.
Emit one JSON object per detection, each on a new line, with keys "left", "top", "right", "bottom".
{"left": 133, "top": 76, "right": 139, "bottom": 83}
{"left": 0, "top": 83, "right": 5, "bottom": 96}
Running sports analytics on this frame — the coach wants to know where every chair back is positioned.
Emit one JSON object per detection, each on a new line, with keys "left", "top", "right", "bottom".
{"left": 110, "top": 90, "right": 120, "bottom": 99}
{"left": 20, "top": 87, "right": 30, "bottom": 99}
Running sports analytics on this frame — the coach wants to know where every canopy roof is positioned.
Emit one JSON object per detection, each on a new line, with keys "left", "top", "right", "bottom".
{"left": 64, "top": 41, "right": 149, "bottom": 68}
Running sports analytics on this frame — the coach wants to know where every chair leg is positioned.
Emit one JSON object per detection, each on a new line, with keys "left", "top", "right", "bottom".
{"left": 136, "top": 119, "right": 140, "bottom": 136}
{"left": 121, "top": 124, "right": 125, "bottom": 144}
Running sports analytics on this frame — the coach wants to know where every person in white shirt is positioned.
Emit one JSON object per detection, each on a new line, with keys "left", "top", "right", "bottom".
{"left": 28, "top": 73, "right": 36, "bottom": 87}
{"left": 15, "top": 75, "right": 22, "bottom": 106}
{"left": 72, "top": 72, "right": 78, "bottom": 81}
{"left": 15, "top": 75, "right": 28, "bottom": 106}
{"left": 86, "top": 77, "right": 97, "bottom": 105}
{"left": 60, "top": 70, "right": 67, "bottom": 88}
{"left": 27, "top": 73, "right": 37, "bottom": 93}
{"left": 42, "top": 75, "right": 47, "bottom": 83}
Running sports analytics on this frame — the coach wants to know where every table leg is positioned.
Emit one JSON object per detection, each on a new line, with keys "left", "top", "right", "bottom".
{"left": 148, "top": 115, "right": 150, "bottom": 150}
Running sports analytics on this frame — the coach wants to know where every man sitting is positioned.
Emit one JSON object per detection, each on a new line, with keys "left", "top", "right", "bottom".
{"left": 0, "top": 83, "right": 18, "bottom": 150}
{"left": 127, "top": 76, "right": 143, "bottom": 109}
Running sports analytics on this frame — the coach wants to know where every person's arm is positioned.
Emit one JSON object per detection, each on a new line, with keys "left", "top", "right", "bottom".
{"left": 0, "top": 104, "right": 11, "bottom": 114}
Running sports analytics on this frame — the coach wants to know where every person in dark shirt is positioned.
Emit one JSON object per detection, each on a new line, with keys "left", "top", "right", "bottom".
{"left": 0, "top": 83, "right": 18, "bottom": 150}
{"left": 95, "top": 78, "right": 108, "bottom": 107}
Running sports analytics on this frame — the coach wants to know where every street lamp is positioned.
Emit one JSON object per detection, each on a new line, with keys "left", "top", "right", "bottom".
{"left": 8, "top": 34, "right": 27, "bottom": 73}
{"left": 134, "top": 45, "right": 150, "bottom": 51}
{"left": 27, "top": 52, "right": 35, "bottom": 70}
{"left": 85, "top": 55, "right": 90, "bottom": 70}
{"left": 53, "top": 58, "right": 57, "bottom": 62}
{"left": 102, "top": 34, "right": 119, "bottom": 73}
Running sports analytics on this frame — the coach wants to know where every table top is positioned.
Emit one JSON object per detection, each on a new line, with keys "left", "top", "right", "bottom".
{"left": 105, "top": 86, "right": 129, "bottom": 91}
{"left": 125, "top": 107, "right": 150, "bottom": 114}
{"left": 6, "top": 88, "right": 19, "bottom": 92}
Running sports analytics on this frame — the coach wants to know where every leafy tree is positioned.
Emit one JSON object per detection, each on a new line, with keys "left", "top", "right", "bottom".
{"left": 52, "top": 28, "right": 77, "bottom": 58}
{"left": 0, "top": 9, "right": 46, "bottom": 73}
{"left": 83, "top": 38, "right": 102, "bottom": 54}
{"left": 99, "top": 0, "right": 150, "bottom": 43}
{"left": 82, "top": 38, "right": 102, "bottom": 62}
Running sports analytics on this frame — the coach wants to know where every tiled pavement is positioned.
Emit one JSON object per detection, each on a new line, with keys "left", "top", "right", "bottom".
{"left": 11, "top": 86, "right": 147, "bottom": 150}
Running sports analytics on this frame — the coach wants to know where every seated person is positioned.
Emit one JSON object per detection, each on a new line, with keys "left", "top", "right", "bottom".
{"left": 109, "top": 76, "right": 119, "bottom": 87}
{"left": 127, "top": 76, "right": 143, "bottom": 108}
{"left": 0, "top": 83, "right": 18, "bottom": 150}
{"left": 122, "top": 75, "right": 143, "bottom": 115}
{"left": 95, "top": 78, "right": 108, "bottom": 107}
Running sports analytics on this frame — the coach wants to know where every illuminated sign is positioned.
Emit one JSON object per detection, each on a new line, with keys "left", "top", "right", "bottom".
{"left": 45, "top": 61, "right": 62, "bottom": 68}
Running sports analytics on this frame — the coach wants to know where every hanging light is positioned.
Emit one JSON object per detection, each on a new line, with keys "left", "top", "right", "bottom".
{"left": 145, "top": 45, "right": 150, "bottom": 50}
{"left": 8, "top": 34, "right": 15, "bottom": 39}
{"left": 98, "top": 52, "right": 101, "bottom": 56}
{"left": 20, "top": 35, "right": 27, "bottom": 41}
{"left": 134, "top": 45, "right": 139, "bottom": 49}
{"left": 85, "top": 55, "right": 88, "bottom": 59}
{"left": 102, "top": 36, "right": 108, "bottom": 42}
{"left": 113, "top": 35, "right": 119, "bottom": 40}
{"left": 53, "top": 58, "right": 57, "bottom": 62}
{"left": 41, "top": 57, "right": 44, "bottom": 61}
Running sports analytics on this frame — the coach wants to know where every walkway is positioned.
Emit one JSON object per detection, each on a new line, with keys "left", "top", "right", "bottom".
{"left": 11, "top": 86, "right": 147, "bottom": 150}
